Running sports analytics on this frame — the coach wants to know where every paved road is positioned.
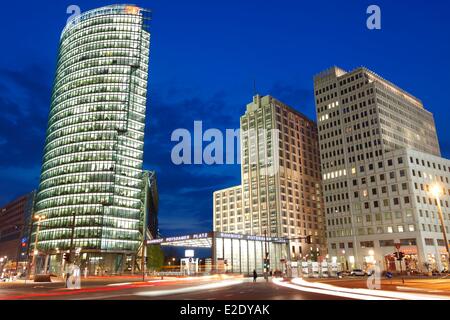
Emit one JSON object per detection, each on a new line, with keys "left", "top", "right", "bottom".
{"left": 107, "top": 279, "right": 349, "bottom": 300}
{"left": 0, "top": 277, "right": 349, "bottom": 300}
{"left": 2, "top": 276, "right": 448, "bottom": 300}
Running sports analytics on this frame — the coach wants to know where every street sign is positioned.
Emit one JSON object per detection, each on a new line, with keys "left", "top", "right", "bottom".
{"left": 185, "top": 249, "right": 194, "bottom": 258}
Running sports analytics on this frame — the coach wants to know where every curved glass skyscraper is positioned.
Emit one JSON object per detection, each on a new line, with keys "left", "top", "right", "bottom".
{"left": 34, "top": 5, "right": 152, "bottom": 274}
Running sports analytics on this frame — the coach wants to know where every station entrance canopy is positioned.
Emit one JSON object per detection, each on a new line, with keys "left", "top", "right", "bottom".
{"left": 147, "top": 232, "right": 290, "bottom": 275}
{"left": 147, "top": 231, "right": 288, "bottom": 248}
{"left": 147, "top": 232, "right": 214, "bottom": 248}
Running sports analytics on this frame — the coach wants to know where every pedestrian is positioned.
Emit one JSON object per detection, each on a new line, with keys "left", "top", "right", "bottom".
{"left": 253, "top": 269, "right": 257, "bottom": 282}
{"left": 65, "top": 271, "right": 70, "bottom": 288}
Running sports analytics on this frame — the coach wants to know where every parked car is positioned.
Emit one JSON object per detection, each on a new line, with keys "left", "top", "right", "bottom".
{"left": 350, "top": 269, "right": 367, "bottom": 276}
{"left": 336, "top": 271, "right": 350, "bottom": 278}
{"left": 272, "top": 270, "right": 283, "bottom": 278}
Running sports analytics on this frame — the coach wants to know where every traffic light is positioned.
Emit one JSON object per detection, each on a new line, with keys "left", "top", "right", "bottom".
{"left": 263, "top": 259, "right": 270, "bottom": 272}
{"left": 393, "top": 252, "right": 405, "bottom": 261}
{"left": 305, "top": 235, "right": 312, "bottom": 244}
{"left": 63, "top": 252, "right": 70, "bottom": 263}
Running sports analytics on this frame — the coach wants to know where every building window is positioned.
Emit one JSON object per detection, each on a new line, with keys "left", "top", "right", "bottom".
{"left": 360, "top": 241, "right": 374, "bottom": 248}
{"left": 380, "top": 240, "right": 395, "bottom": 247}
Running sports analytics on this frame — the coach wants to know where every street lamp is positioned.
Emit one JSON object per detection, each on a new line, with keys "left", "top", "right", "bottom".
{"left": 430, "top": 184, "right": 450, "bottom": 269}
{"left": 30, "top": 214, "right": 46, "bottom": 278}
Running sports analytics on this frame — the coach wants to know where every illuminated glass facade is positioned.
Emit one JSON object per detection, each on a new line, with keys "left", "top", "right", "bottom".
{"left": 147, "top": 232, "right": 289, "bottom": 275}
{"left": 34, "top": 5, "right": 151, "bottom": 265}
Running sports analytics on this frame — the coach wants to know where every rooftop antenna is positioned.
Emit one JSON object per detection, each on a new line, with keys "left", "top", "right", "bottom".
{"left": 253, "top": 79, "right": 257, "bottom": 96}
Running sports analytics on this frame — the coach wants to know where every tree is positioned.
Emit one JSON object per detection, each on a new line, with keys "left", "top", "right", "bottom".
{"left": 146, "top": 245, "right": 164, "bottom": 271}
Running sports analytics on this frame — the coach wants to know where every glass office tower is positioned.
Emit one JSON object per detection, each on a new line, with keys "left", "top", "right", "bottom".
{"left": 33, "top": 5, "right": 151, "bottom": 274}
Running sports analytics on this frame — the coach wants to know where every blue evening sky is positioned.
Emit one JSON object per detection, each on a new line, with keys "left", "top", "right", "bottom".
{"left": 0, "top": 0, "right": 449, "bottom": 236}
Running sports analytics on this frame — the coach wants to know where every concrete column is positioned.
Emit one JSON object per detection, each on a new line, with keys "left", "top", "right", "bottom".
{"left": 131, "top": 255, "right": 135, "bottom": 275}
{"left": 435, "top": 244, "right": 443, "bottom": 272}
{"left": 239, "top": 239, "right": 242, "bottom": 274}
{"left": 43, "top": 254, "right": 50, "bottom": 274}
{"left": 247, "top": 240, "right": 250, "bottom": 276}
{"left": 416, "top": 238, "right": 427, "bottom": 273}
{"left": 211, "top": 236, "right": 216, "bottom": 274}
{"left": 230, "top": 239, "right": 233, "bottom": 273}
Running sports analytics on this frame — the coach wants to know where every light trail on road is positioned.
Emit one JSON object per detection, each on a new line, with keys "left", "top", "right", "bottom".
{"left": 1, "top": 275, "right": 238, "bottom": 300}
{"left": 272, "top": 278, "right": 450, "bottom": 300}
{"left": 291, "top": 278, "right": 450, "bottom": 300}
{"left": 135, "top": 279, "right": 246, "bottom": 297}
{"left": 272, "top": 278, "right": 393, "bottom": 300}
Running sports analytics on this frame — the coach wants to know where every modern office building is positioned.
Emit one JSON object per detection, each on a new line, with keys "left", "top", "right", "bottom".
{"left": 33, "top": 5, "right": 153, "bottom": 274}
{"left": 0, "top": 191, "right": 35, "bottom": 271}
{"left": 142, "top": 170, "right": 159, "bottom": 240}
{"left": 214, "top": 95, "right": 326, "bottom": 262}
{"left": 314, "top": 66, "right": 449, "bottom": 272}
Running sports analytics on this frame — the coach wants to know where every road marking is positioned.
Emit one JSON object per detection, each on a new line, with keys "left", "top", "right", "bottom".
{"left": 135, "top": 280, "right": 244, "bottom": 297}
{"left": 107, "top": 282, "right": 132, "bottom": 286}
{"left": 396, "top": 286, "right": 444, "bottom": 293}
{"left": 272, "top": 278, "right": 393, "bottom": 300}
{"left": 77, "top": 293, "right": 133, "bottom": 300}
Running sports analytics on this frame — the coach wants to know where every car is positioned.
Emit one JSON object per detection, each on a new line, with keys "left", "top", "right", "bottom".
{"left": 336, "top": 271, "right": 350, "bottom": 278}
{"left": 350, "top": 269, "right": 367, "bottom": 276}
{"left": 273, "top": 270, "right": 283, "bottom": 278}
